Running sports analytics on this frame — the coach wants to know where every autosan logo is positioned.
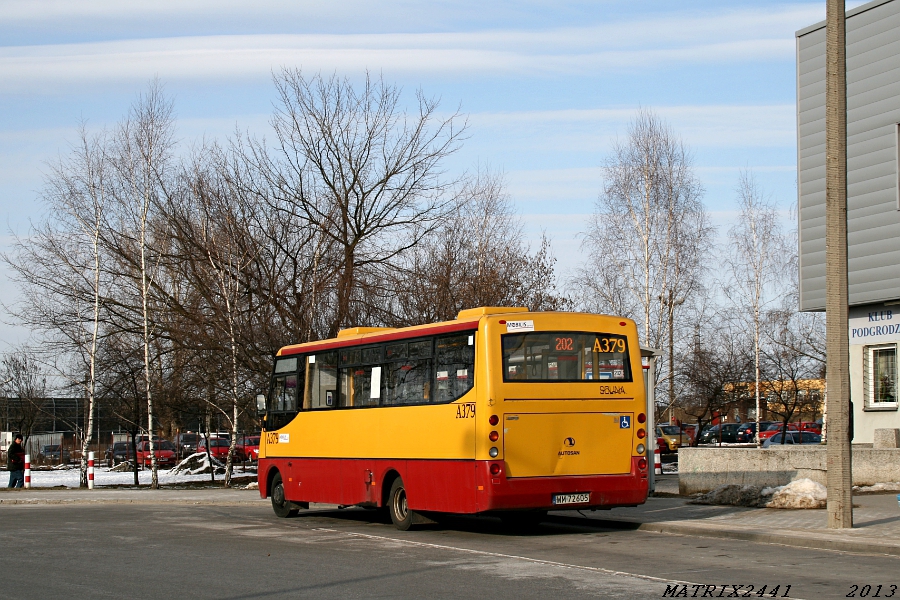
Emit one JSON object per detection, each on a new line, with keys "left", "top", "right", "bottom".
{"left": 559, "top": 437, "right": 580, "bottom": 457}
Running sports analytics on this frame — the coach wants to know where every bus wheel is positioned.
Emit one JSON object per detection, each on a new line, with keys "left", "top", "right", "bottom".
{"left": 271, "top": 473, "right": 298, "bottom": 518}
{"left": 388, "top": 477, "right": 414, "bottom": 530}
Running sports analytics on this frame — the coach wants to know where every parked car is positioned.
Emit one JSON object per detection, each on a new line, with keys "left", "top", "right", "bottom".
{"left": 656, "top": 425, "right": 690, "bottom": 452}
{"left": 758, "top": 423, "right": 800, "bottom": 441}
{"left": 175, "top": 432, "right": 200, "bottom": 457}
{"left": 136, "top": 440, "right": 176, "bottom": 468}
{"left": 734, "top": 421, "right": 776, "bottom": 443}
{"left": 237, "top": 435, "right": 260, "bottom": 461}
{"left": 39, "top": 444, "right": 70, "bottom": 464}
{"left": 198, "top": 437, "right": 231, "bottom": 461}
{"left": 762, "top": 431, "right": 823, "bottom": 447}
{"left": 698, "top": 423, "right": 741, "bottom": 444}
{"left": 105, "top": 442, "right": 134, "bottom": 466}
{"left": 796, "top": 421, "right": 822, "bottom": 434}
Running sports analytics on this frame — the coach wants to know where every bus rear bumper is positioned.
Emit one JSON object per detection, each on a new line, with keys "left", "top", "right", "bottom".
{"left": 477, "top": 457, "right": 649, "bottom": 512}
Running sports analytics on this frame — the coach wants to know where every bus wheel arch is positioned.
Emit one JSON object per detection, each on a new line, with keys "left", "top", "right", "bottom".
{"left": 380, "top": 470, "right": 401, "bottom": 508}
{"left": 265, "top": 466, "right": 281, "bottom": 499}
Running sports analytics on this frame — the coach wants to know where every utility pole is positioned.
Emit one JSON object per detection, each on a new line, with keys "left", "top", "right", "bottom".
{"left": 661, "top": 290, "right": 684, "bottom": 423}
{"left": 825, "top": 0, "right": 853, "bottom": 529}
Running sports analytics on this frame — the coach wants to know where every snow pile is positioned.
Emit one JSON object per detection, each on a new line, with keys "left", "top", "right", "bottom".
{"left": 691, "top": 484, "right": 767, "bottom": 507}
{"left": 244, "top": 481, "right": 259, "bottom": 490}
{"left": 109, "top": 461, "right": 135, "bottom": 472}
{"left": 762, "top": 479, "right": 827, "bottom": 509}
{"left": 170, "top": 452, "right": 225, "bottom": 475}
{"left": 691, "top": 478, "right": 826, "bottom": 509}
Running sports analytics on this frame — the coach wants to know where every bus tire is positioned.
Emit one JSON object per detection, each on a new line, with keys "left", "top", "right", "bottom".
{"left": 388, "top": 477, "right": 414, "bottom": 531}
{"left": 270, "top": 473, "right": 298, "bottom": 518}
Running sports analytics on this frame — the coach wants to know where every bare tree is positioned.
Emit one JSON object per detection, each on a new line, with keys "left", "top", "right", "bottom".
{"left": 251, "top": 70, "right": 467, "bottom": 335}
{"left": 759, "top": 307, "right": 826, "bottom": 442}
{"left": 724, "top": 171, "right": 787, "bottom": 445}
{"left": 0, "top": 351, "right": 49, "bottom": 445}
{"left": 678, "top": 315, "right": 752, "bottom": 443}
{"left": 575, "top": 109, "right": 712, "bottom": 416}
{"left": 390, "top": 167, "right": 568, "bottom": 324}
{"left": 2, "top": 124, "right": 111, "bottom": 486}
{"left": 106, "top": 80, "right": 177, "bottom": 489}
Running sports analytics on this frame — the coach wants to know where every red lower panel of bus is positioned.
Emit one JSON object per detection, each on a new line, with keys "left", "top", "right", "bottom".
{"left": 259, "top": 456, "right": 648, "bottom": 514}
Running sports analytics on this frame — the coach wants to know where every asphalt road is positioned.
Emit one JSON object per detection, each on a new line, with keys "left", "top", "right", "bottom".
{"left": 0, "top": 502, "right": 896, "bottom": 599}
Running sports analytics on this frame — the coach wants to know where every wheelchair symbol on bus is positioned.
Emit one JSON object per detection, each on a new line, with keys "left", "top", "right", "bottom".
{"left": 619, "top": 415, "right": 631, "bottom": 429}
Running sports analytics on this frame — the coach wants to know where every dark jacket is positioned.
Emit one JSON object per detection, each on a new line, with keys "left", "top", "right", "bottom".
{"left": 7, "top": 441, "right": 25, "bottom": 471}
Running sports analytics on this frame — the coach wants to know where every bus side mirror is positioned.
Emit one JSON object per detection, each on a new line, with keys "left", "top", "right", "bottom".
{"left": 256, "top": 394, "right": 267, "bottom": 414}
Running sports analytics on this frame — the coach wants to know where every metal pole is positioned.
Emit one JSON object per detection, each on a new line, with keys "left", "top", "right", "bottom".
{"left": 825, "top": 0, "right": 853, "bottom": 529}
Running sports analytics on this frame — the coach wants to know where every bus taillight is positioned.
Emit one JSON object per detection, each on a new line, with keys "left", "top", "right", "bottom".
{"left": 638, "top": 458, "right": 647, "bottom": 470}
{"left": 489, "top": 415, "right": 499, "bottom": 426}
{"left": 490, "top": 463, "right": 502, "bottom": 476}
{"left": 637, "top": 413, "right": 646, "bottom": 423}
{"left": 489, "top": 431, "right": 499, "bottom": 442}
{"left": 637, "top": 428, "right": 646, "bottom": 439}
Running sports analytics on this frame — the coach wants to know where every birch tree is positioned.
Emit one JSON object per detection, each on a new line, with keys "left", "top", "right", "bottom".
{"left": 575, "top": 109, "right": 712, "bottom": 412}
{"left": 107, "top": 80, "right": 176, "bottom": 489}
{"left": 724, "top": 171, "right": 787, "bottom": 445}
{"left": 3, "top": 125, "right": 110, "bottom": 486}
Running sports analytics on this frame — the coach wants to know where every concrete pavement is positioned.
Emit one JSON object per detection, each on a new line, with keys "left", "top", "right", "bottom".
{"left": 556, "top": 474, "right": 900, "bottom": 556}
{"left": 2, "top": 474, "right": 899, "bottom": 556}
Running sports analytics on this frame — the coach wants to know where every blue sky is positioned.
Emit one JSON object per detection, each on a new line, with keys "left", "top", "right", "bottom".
{"left": 0, "top": 1, "right": 864, "bottom": 345}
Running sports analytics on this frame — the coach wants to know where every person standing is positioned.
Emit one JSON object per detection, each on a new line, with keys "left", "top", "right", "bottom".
{"left": 7, "top": 433, "right": 25, "bottom": 488}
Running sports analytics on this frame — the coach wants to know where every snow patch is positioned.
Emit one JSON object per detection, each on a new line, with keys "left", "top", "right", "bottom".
{"left": 170, "top": 452, "right": 225, "bottom": 475}
{"left": 690, "top": 478, "right": 826, "bottom": 509}
{"left": 244, "top": 481, "right": 259, "bottom": 490}
{"left": 853, "top": 482, "right": 900, "bottom": 493}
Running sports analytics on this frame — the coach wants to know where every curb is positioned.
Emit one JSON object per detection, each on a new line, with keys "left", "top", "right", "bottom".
{"left": 559, "top": 516, "right": 900, "bottom": 557}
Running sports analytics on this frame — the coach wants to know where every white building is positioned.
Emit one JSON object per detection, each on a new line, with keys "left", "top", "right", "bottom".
{"left": 797, "top": 0, "right": 900, "bottom": 443}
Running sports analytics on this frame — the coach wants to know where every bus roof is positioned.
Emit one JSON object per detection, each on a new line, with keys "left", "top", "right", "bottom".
{"left": 276, "top": 306, "right": 529, "bottom": 357}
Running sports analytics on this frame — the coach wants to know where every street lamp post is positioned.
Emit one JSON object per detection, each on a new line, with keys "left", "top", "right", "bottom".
{"left": 661, "top": 290, "right": 685, "bottom": 423}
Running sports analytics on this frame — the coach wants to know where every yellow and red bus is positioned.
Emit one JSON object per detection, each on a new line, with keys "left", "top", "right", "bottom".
{"left": 256, "top": 307, "right": 650, "bottom": 529}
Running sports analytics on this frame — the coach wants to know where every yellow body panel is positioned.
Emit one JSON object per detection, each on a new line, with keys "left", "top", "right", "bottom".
{"left": 263, "top": 397, "right": 476, "bottom": 460}
{"left": 502, "top": 412, "right": 634, "bottom": 477}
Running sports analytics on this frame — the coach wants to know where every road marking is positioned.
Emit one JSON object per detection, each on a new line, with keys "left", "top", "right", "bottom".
{"left": 310, "top": 526, "right": 810, "bottom": 599}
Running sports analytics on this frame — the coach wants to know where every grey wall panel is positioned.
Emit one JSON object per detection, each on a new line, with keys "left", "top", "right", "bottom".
{"left": 848, "top": 80, "right": 900, "bottom": 115}
{"left": 798, "top": 0, "right": 900, "bottom": 311}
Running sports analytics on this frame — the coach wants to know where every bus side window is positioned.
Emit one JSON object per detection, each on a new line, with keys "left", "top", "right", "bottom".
{"left": 385, "top": 358, "right": 431, "bottom": 405}
{"left": 305, "top": 352, "right": 338, "bottom": 409}
{"left": 435, "top": 333, "right": 475, "bottom": 403}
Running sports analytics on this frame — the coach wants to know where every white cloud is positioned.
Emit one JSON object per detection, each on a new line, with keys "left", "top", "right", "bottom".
{"left": 469, "top": 104, "right": 796, "bottom": 151}
{"left": 0, "top": 0, "right": 821, "bottom": 93}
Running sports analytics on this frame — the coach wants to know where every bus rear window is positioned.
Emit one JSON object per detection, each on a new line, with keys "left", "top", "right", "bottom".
{"left": 502, "top": 332, "right": 631, "bottom": 382}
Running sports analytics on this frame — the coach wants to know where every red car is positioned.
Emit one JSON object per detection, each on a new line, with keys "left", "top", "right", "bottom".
{"left": 198, "top": 437, "right": 231, "bottom": 461}
{"left": 136, "top": 440, "right": 176, "bottom": 468}
{"left": 237, "top": 435, "right": 260, "bottom": 461}
{"left": 758, "top": 423, "right": 801, "bottom": 441}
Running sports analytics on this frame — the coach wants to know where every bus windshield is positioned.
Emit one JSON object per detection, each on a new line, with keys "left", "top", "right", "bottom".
{"left": 502, "top": 331, "right": 631, "bottom": 382}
